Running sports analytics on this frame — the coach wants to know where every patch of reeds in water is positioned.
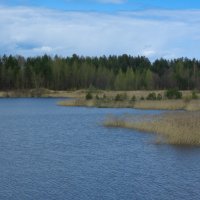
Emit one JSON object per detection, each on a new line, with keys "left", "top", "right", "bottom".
{"left": 58, "top": 99, "right": 94, "bottom": 107}
{"left": 104, "top": 112, "right": 200, "bottom": 146}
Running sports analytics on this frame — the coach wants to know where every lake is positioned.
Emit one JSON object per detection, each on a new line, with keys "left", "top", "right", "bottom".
{"left": 0, "top": 98, "right": 199, "bottom": 200}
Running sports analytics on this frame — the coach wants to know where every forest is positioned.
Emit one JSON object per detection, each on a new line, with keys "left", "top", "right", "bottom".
{"left": 0, "top": 54, "right": 200, "bottom": 91}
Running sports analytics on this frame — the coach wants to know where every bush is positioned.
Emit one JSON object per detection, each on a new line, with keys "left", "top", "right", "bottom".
{"left": 115, "top": 93, "right": 127, "bottom": 101}
{"left": 140, "top": 96, "right": 145, "bottom": 100}
{"left": 192, "top": 91, "right": 198, "bottom": 99}
{"left": 165, "top": 89, "right": 182, "bottom": 99}
{"left": 131, "top": 95, "right": 136, "bottom": 101}
{"left": 146, "top": 92, "right": 157, "bottom": 100}
{"left": 157, "top": 93, "right": 162, "bottom": 100}
{"left": 95, "top": 94, "right": 100, "bottom": 100}
{"left": 85, "top": 92, "right": 93, "bottom": 100}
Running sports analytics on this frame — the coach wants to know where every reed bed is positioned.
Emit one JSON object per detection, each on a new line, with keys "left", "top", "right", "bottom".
{"left": 104, "top": 112, "right": 200, "bottom": 146}
{"left": 134, "top": 100, "right": 186, "bottom": 110}
{"left": 134, "top": 99, "right": 200, "bottom": 111}
{"left": 59, "top": 98, "right": 200, "bottom": 111}
{"left": 58, "top": 98, "right": 135, "bottom": 108}
{"left": 185, "top": 100, "right": 200, "bottom": 111}
{"left": 58, "top": 99, "right": 94, "bottom": 107}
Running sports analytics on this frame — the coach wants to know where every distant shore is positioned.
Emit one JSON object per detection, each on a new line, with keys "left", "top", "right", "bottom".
{"left": 57, "top": 89, "right": 200, "bottom": 111}
{"left": 2, "top": 88, "right": 200, "bottom": 146}
{"left": 0, "top": 89, "right": 85, "bottom": 98}
{"left": 1, "top": 89, "right": 200, "bottom": 111}
{"left": 0, "top": 89, "right": 195, "bottom": 98}
{"left": 58, "top": 98, "right": 200, "bottom": 111}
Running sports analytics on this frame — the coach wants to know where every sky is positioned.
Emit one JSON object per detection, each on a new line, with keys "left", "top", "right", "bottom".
{"left": 1, "top": 0, "right": 200, "bottom": 59}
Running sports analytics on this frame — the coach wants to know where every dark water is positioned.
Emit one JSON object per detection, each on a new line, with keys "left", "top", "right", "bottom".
{"left": 0, "top": 98, "right": 199, "bottom": 200}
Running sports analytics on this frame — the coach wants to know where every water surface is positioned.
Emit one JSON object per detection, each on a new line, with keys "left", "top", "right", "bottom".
{"left": 0, "top": 98, "right": 199, "bottom": 200}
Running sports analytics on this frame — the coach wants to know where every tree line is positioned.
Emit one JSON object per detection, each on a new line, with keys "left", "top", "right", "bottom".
{"left": 0, "top": 54, "right": 200, "bottom": 91}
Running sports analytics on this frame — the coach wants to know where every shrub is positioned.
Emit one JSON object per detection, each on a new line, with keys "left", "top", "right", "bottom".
{"left": 95, "top": 94, "right": 100, "bottom": 100}
{"left": 157, "top": 93, "right": 162, "bottom": 100}
{"left": 140, "top": 96, "right": 145, "bottom": 100}
{"left": 146, "top": 92, "right": 157, "bottom": 100}
{"left": 131, "top": 95, "right": 136, "bottom": 101}
{"left": 165, "top": 89, "right": 182, "bottom": 99}
{"left": 85, "top": 92, "right": 93, "bottom": 100}
{"left": 115, "top": 93, "right": 127, "bottom": 101}
{"left": 192, "top": 91, "right": 198, "bottom": 99}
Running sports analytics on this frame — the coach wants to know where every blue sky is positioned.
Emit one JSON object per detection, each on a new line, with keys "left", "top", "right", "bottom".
{"left": 1, "top": 0, "right": 200, "bottom": 59}
{"left": 2, "top": 0, "right": 200, "bottom": 11}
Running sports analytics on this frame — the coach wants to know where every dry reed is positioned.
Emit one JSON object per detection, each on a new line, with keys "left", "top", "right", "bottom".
{"left": 104, "top": 112, "right": 200, "bottom": 146}
{"left": 59, "top": 98, "right": 200, "bottom": 111}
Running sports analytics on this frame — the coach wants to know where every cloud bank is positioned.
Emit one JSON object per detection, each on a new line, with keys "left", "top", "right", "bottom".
{"left": 0, "top": 6, "right": 200, "bottom": 60}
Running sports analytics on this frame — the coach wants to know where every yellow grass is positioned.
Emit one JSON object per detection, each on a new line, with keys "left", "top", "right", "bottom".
{"left": 134, "top": 99, "right": 200, "bottom": 111}
{"left": 58, "top": 99, "right": 94, "bottom": 107}
{"left": 0, "top": 89, "right": 194, "bottom": 97}
{"left": 0, "top": 89, "right": 88, "bottom": 98}
{"left": 94, "top": 90, "right": 197, "bottom": 99}
{"left": 134, "top": 100, "right": 186, "bottom": 110}
{"left": 57, "top": 90, "right": 200, "bottom": 110}
{"left": 104, "top": 112, "right": 200, "bottom": 145}
{"left": 185, "top": 100, "right": 200, "bottom": 111}
{"left": 1, "top": 89, "right": 200, "bottom": 111}
{"left": 0, "top": 89, "right": 198, "bottom": 99}
{"left": 58, "top": 98, "right": 135, "bottom": 108}
{"left": 59, "top": 97, "right": 200, "bottom": 111}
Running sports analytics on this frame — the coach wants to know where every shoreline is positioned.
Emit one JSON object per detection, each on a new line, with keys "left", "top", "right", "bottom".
{"left": 56, "top": 89, "right": 200, "bottom": 111}
{"left": 0, "top": 89, "right": 195, "bottom": 98}
{"left": 58, "top": 98, "right": 200, "bottom": 111}
{"left": 1, "top": 89, "right": 200, "bottom": 111}
{"left": 0, "top": 89, "right": 86, "bottom": 98}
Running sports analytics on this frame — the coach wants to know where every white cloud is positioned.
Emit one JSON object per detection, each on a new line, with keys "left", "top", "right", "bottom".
{"left": 142, "top": 49, "right": 156, "bottom": 57}
{"left": 0, "top": 6, "right": 200, "bottom": 60}
{"left": 32, "top": 46, "right": 53, "bottom": 53}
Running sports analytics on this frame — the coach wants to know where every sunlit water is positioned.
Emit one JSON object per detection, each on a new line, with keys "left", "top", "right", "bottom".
{"left": 0, "top": 98, "right": 199, "bottom": 200}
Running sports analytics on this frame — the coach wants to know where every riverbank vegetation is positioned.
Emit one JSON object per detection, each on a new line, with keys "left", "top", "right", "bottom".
{"left": 1, "top": 54, "right": 200, "bottom": 91}
{"left": 104, "top": 112, "right": 200, "bottom": 146}
{"left": 0, "top": 89, "right": 84, "bottom": 98}
{"left": 58, "top": 89, "right": 200, "bottom": 111}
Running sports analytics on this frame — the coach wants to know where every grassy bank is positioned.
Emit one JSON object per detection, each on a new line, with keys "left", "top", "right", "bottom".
{"left": 134, "top": 99, "right": 200, "bottom": 111}
{"left": 0, "top": 89, "right": 196, "bottom": 98}
{"left": 1, "top": 89, "right": 200, "bottom": 111}
{"left": 104, "top": 112, "right": 200, "bottom": 146}
{"left": 0, "top": 89, "right": 87, "bottom": 98}
{"left": 58, "top": 90, "right": 200, "bottom": 111}
{"left": 58, "top": 98, "right": 135, "bottom": 108}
